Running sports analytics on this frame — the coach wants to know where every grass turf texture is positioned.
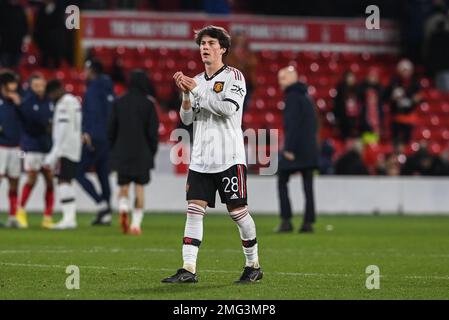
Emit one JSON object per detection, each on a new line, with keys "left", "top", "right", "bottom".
{"left": 0, "top": 213, "right": 448, "bottom": 299}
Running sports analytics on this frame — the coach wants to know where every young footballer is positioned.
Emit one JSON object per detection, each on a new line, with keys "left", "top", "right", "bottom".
{"left": 162, "top": 26, "right": 263, "bottom": 284}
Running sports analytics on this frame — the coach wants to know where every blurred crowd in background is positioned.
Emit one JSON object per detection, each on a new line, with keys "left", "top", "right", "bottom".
{"left": 1, "top": 0, "right": 449, "bottom": 177}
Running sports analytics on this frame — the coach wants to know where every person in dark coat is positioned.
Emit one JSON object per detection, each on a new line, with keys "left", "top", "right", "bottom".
{"left": 425, "top": 20, "right": 449, "bottom": 92}
{"left": 359, "top": 67, "right": 384, "bottom": 139}
{"left": 384, "top": 59, "right": 422, "bottom": 149}
{"left": 77, "top": 59, "right": 115, "bottom": 226}
{"left": 274, "top": 66, "right": 319, "bottom": 233}
{"left": 335, "top": 140, "right": 369, "bottom": 175}
{"left": 0, "top": 0, "right": 28, "bottom": 68}
{"left": 333, "top": 71, "right": 361, "bottom": 140}
{"left": 33, "top": 0, "right": 66, "bottom": 69}
{"left": 108, "top": 69, "right": 159, "bottom": 235}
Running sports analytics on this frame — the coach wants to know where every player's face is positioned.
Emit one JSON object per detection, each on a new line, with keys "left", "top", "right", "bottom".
{"left": 31, "top": 78, "right": 46, "bottom": 98}
{"left": 199, "top": 35, "right": 225, "bottom": 65}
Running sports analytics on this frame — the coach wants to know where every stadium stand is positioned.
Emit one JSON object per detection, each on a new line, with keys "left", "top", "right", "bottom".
{"left": 11, "top": 29, "right": 449, "bottom": 176}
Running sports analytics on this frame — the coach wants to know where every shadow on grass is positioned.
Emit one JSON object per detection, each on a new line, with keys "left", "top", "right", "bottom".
{"left": 123, "top": 283, "right": 234, "bottom": 296}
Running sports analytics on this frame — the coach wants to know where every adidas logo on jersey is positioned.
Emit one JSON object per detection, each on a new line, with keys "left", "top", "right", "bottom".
{"left": 230, "top": 193, "right": 239, "bottom": 200}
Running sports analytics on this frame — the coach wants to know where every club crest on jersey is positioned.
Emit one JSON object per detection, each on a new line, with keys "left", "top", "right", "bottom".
{"left": 213, "top": 81, "right": 225, "bottom": 93}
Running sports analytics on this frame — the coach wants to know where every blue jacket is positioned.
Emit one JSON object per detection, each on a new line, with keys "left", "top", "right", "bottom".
{"left": 19, "top": 90, "right": 53, "bottom": 152}
{"left": 0, "top": 94, "right": 22, "bottom": 147}
{"left": 83, "top": 75, "right": 115, "bottom": 143}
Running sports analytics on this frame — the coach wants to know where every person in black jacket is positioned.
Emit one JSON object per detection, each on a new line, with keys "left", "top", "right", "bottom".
{"left": 359, "top": 67, "right": 384, "bottom": 139}
{"left": 384, "top": 59, "right": 422, "bottom": 149}
{"left": 108, "top": 70, "right": 159, "bottom": 235}
{"left": 274, "top": 66, "right": 319, "bottom": 233}
{"left": 0, "top": 0, "right": 28, "bottom": 68}
{"left": 335, "top": 140, "right": 369, "bottom": 175}
{"left": 333, "top": 71, "right": 361, "bottom": 140}
{"left": 33, "top": 0, "right": 65, "bottom": 68}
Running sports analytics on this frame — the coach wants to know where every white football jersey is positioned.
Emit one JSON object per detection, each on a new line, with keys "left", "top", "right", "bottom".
{"left": 50, "top": 94, "right": 82, "bottom": 162}
{"left": 180, "top": 65, "right": 247, "bottom": 173}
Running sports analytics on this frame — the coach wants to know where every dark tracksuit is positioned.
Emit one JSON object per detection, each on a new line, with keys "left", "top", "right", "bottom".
{"left": 76, "top": 75, "right": 115, "bottom": 205}
{"left": 278, "top": 82, "right": 319, "bottom": 224}
{"left": 19, "top": 90, "right": 53, "bottom": 153}
{"left": 108, "top": 71, "right": 159, "bottom": 184}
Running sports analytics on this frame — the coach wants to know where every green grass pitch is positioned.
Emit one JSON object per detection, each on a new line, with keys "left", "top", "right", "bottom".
{"left": 0, "top": 213, "right": 448, "bottom": 299}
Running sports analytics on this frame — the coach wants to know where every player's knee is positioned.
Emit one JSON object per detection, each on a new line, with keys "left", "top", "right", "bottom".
{"left": 27, "top": 173, "right": 38, "bottom": 186}
{"left": 8, "top": 178, "right": 19, "bottom": 190}
{"left": 227, "top": 204, "right": 247, "bottom": 213}
{"left": 188, "top": 200, "right": 207, "bottom": 208}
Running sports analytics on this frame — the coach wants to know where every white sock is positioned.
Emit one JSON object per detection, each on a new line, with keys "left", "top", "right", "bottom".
{"left": 98, "top": 200, "right": 109, "bottom": 211}
{"left": 230, "top": 207, "right": 259, "bottom": 268}
{"left": 131, "top": 208, "right": 143, "bottom": 228}
{"left": 182, "top": 203, "right": 205, "bottom": 274}
{"left": 118, "top": 197, "right": 129, "bottom": 213}
{"left": 59, "top": 183, "right": 76, "bottom": 223}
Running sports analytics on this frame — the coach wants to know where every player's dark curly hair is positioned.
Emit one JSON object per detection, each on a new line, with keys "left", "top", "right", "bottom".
{"left": 194, "top": 25, "right": 231, "bottom": 56}
{"left": 0, "top": 70, "right": 18, "bottom": 87}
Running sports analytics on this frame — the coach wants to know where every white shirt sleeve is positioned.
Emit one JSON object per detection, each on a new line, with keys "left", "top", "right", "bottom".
{"left": 223, "top": 74, "right": 246, "bottom": 113}
{"left": 179, "top": 106, "right": 194, "bottom": 125}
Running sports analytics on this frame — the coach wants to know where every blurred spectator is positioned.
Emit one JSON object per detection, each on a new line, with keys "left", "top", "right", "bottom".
{"left": 333, "top": 71, "right": 360, "bottom": 140}
{"left": 34, "top": 0, "right": 66, "bottom": 68}
{"left": 359, "top": 67, "right": 384, "bottom": 140}
{"left": 225, "top": 32, "right": 258, "bottom": 114}
{"left": 335, "top": 140, "right": 369, "bottom": 175}
{"left": 375, "top": 153, "right": 401, "bottom": 176}
{"left": 438, "top": 147, "right": 449, "bottom": 175}
{"left": 423, "top": 0, "right": 449, "bottom": 43}
{"left": 110, "top": 59, "right": 127, "bottom": 85}
{"left": 204, "top": 0, "right": 230, "bottom": 14}
{"left": 359, "top": 67, "right": 384, "bottom": 139}
{"left": 401, "top": 142, "right": 439, "bottom": 175}
{"left": 384, "top": 59, "right": 422, "bottom": 149}
{"left": 425, "top": 20, "right": 449, "bottom": 92}
{"left": 0, "top": 0, "right": 28, "bottom": 68}
{"left": 400, "top": 0, "right": 433, "bottom": 63}
{"left": 319, "top": 139, "right": 335, "bottom": 175}
{"left": 117, "top": 0, "right": 139, "bottom": 9}
{"left": 81, "top": 0, "right": 109, "bottom": 9}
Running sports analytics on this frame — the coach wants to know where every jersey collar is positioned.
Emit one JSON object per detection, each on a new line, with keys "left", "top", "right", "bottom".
{"left": 204, "top": 64, "right": 227, "bottom": 81}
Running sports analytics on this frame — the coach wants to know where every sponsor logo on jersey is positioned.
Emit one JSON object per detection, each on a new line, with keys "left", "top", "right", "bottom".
{"left": 213, "top": 81, "right": 225, "bottom": 93}
{"left": 231, "top": 84, "right": 245, "bottom": 97}
{"left": 230, "top": 193, "right": 239, "bottom": 200}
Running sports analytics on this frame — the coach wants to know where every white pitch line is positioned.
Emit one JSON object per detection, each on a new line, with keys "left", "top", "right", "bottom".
{"left": 2, "top": 247, "right": 449, "bottom": 259}
{"left": 1, "top": 262, "right": 448, "bottom": 280}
